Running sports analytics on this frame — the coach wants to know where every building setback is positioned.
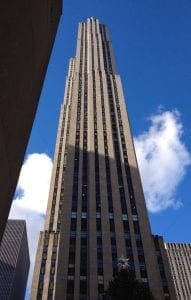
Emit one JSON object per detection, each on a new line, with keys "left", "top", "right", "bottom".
{"left": 0, "top": 220, "right": 30, "bottom": 300}
{"left": 153, "top": 235, "right": 177, "bottom": 299}
{"left": 32, "top": 18, "right": 164, "bottom": 299}
{"left": 165, "top": 243, "right": 191, "bottom": 299}
{"left": 0, "top": 0, "right": 62, "bottom": 242}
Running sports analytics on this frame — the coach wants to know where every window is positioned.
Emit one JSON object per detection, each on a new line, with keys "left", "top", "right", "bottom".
{"left": 98, "top": 283, "right": 104, "bottom": 293}
{"left": 71, "top": 219, "right": 77, "bottom": 230}
{"left": 138, "top": 254, "right": 145, "bottom": 263}
{"left": 81, "top": 219, "right": 87, "bottom": 230}
{"left": 139, "top": 262, "right": 146, "bottom": 270}
{"left": 126, "top": 247, "right": 132, "bottom": 255}
{"left": 137, "top": 248, "right": 144, "bottom": 255}
{"left": 80, "top": 280, "right": 87, "bottom": 294}
{"left": 67, "top": 280, "right": 74, "bottom": 293}
{"left": 71, "top": 212, "right": 77, "bottom": 218}
{"left": 81, "top": 231, "right": 87, "bottom": 238}
{"left": 110, "top": 231, "right": 115, "bottom": 238}
{"left": 124, "top": 233, "right": 130, "bottom": 240}
{"left": 135, "top": 234, "right": 141, "bottom": 240}
{"left": 132, "top": 214, "right": 138, "bottom": 221}
{"left": 81, "top": 212, "right": 87, "bottom": 219}
{"left": 109, "top": 213, "right": 114, "bottom": 219}
{"left": 97, "top": 231, "right": 102, "bottom": 237}
{"left": 122, "top": 214, "right": 128, "bottom": 221}
{"left": 98, "top": 275, "right": 104, "bottom": 284}
{"left": 96, "top": 212, "right": 101, "bottom": 218}
{"left": 68, "top": 267, "right": 75, "bottom": 275}
{"left": 133, "top": 221, "right": 140, "bottom": 234}
{"left": 96, "top": 219, "right": 101, "bottom": 230}
{"left": 111, "top": 245, "right": 117, "bottom": 253}
{"left": 70, "top": 231, "right": 76, "bottom": 238}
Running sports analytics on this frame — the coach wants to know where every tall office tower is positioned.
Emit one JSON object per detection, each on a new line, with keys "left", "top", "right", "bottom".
{"left": 165, "top": 243, "right": 191, "bottom": 299}
{"left": 32, "top": 18, "right": 164, "bottom": 299}
{"left": 0, "top": 0, "right": 62, "bottom": 242}
{"left": 0, "top": 220, "right": 30, "bottom": 299}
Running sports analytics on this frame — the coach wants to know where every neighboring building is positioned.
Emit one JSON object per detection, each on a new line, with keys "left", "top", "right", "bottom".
{"left": 0, "top": 1, "right": 62, "bottom": 242}
{"left": 0, "top": 220, "right": 30, "bottom": 300}
{"left": 153, "top": 235, "right": 177, "bottom": 299}
{"left": 165, "top": 242, "right": 191, "bottom": 299}
{"left": 32, "top": 18, "right": 164, "bottom": 299}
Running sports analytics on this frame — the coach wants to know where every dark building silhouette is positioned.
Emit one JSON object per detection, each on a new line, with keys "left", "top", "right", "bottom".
{"left": 0, "top": 0, "right": 62, "bottom": 242}
{"left": 153, "top": 235, "right": 177, "bottom": 299}
{"left": 0, "top": 220, "right": 30, "bottom": 299}
{"left": 32, "top": 18, "right": 164, "bottom": 299}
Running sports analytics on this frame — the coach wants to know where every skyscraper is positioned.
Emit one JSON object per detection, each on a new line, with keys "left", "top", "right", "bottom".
{"left": 0, "top": 220, "right": 30, "bottom": 299}
{"left": 0, "top": 0, "right": 62, "bottom": 242}
{"left": 32, "top": 18, "right": 164, "bottom": 299}
{"left": 165, "top": 242, "right": 191, "bottom": 299}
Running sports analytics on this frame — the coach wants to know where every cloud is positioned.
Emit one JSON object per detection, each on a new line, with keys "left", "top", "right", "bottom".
{"left": 9, "top": 153, "right": 52, "bottom": 297}
{"left": 13, "top": 153, "right": 53, "bottom": 213}
{"left": 134, "top": 109, "right": 191, "bottom": 213}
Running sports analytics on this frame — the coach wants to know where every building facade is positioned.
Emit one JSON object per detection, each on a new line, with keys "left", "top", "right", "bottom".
{"left": 165, "top": 243, "right": 191, "bottom": 299}
{"left": 32, "top": 18, "right": 164, "bottom": 299}
{"left": 0, "top": 0, "right": 62, "bottom": 242}
{"left": 153, "top": 235, "right": 177, "bottom": 299}
{"left": 0, "top": 220, "right": 30, "bottom": 299}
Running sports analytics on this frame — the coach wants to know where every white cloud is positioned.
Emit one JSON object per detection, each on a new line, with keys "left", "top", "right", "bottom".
{"left": 134, "top": 109, "right": 191, "bottom": 213}
{"left": 9, "top": 153, "right": 53, "bottom": 297}
{"left": 13, "top": 153, "right": 52, "bottom": 213}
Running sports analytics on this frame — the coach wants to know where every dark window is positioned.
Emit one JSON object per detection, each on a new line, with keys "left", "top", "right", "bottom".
{"left": 67, "top": 280, "right": 74, "bottom": 294}
{"left": 80, "top": 280, "right": 87, "bottom": 294}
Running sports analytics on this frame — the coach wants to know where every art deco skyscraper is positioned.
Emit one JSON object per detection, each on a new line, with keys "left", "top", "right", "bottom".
{"left": 32, "top": 18, "right": 164, "bottom": 299}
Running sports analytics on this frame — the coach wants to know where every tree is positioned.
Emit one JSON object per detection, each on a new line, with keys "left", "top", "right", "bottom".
{"left": 104, "top": 269, "right": 153, "bottom": 299}
{"left": 104, "top": 257, "right": 154, "bottom": 300}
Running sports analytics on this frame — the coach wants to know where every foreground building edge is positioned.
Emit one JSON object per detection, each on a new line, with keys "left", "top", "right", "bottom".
{"left": 0, "top": 0, "right": 62, "bottom": 242}
{"left": 32, "top": 18, "right": 165, "bottom": 299}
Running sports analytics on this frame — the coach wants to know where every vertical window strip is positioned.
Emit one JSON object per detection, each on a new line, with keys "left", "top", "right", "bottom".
{"left": 37, "top": 231, "right": 50, "bottom": 297}
{"left": 48, "top": 233, "right": 59, "bottom": 298}
{"left": 80, "top": 23, "right": 88, "bottom": 297}
{"left": 49, "top": 107, "right": 66, "bottom": 231}
{"left": 66, "top": 24, "right": 84, "bottom": 297}
{"left": 91, "top": 23, "right": 104, "bottom": 293}
{"left": 103, "top": 26, "right": 113, "bottom": 74}
{"left": 96, "top": 31, "right": 118, "bottom": 273}
{"left": 111, "top": 76, "right": 148, "bottom": 277}
{"left": 99, "top": 25, "right": 109, "bottom": 73}
{"left": 99, "top": 25, "right": 134, "bottom": 270}
{"left": 105, "top": 73, "right": 135, "bottom": 272}
{"left": 49, "top": 61, "right": 75, "bottom": 232}
{"left": 112, "top": 76, "right": 137, "bottom": 214}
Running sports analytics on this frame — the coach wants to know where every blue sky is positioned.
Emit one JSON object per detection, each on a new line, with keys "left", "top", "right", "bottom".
{"left": 9, "top": 0, "right": 191, "bottom": 296}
